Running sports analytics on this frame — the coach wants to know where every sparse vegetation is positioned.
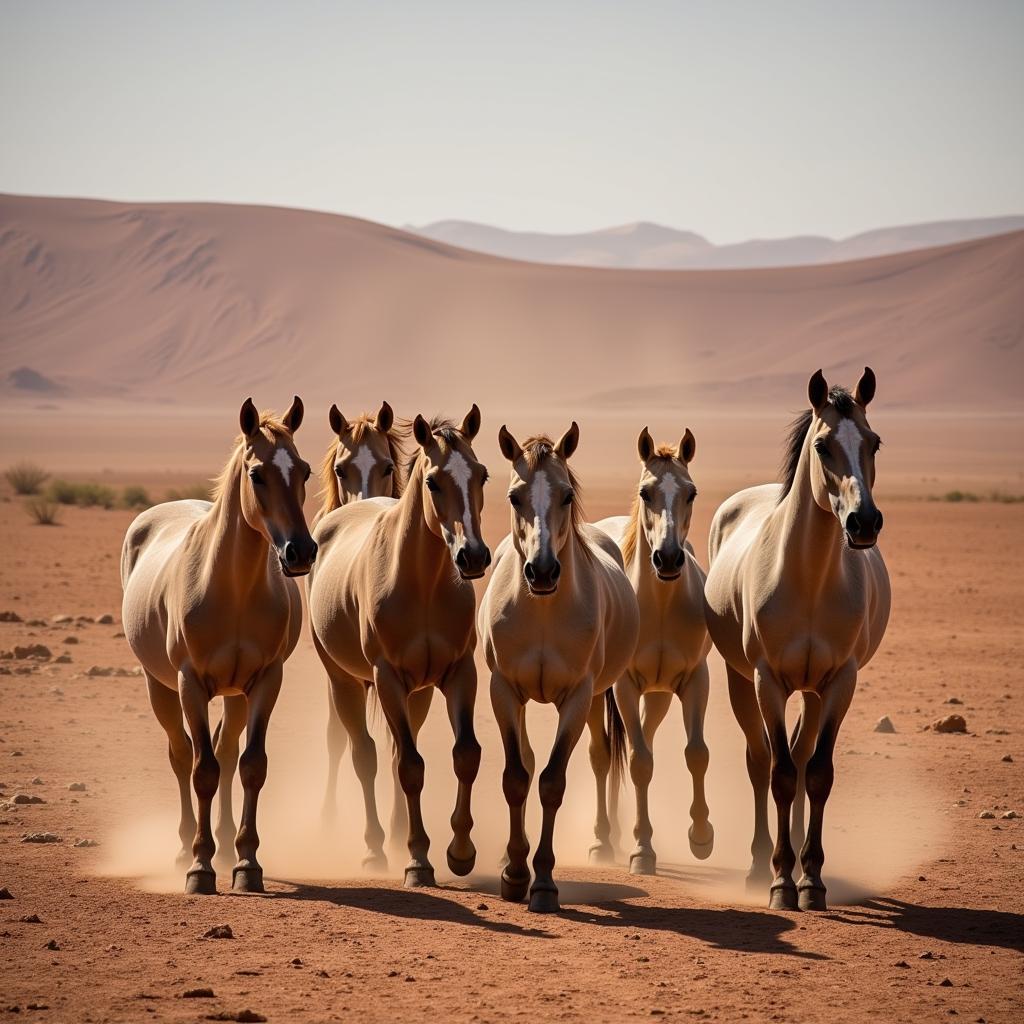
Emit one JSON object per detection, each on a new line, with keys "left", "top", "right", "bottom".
{"left": 47, "top": 480, "right": 117, "bottom": 509}
{"left": 930, "top": 489, "right": 1024, "bottom": 504}
{"left": 942, "top": 490, "right": 980, "bottom": 503}
{"left": 25, "top": 497, "right": 61, "bottom": 525}
{"left": 121, "top": 485, "right": 152, "bottom": 509}
{"left": 166, "top": 482, "right": 212, "bottom": 502}
{"left": 5, "top": 461, "right": 49, "bottom": 495}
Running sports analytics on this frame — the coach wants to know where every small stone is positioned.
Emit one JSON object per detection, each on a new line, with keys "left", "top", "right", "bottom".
{"left": 894, "top": 960, "right": 909, "bottom": 968}
{"left": 388, "top": 970, "right": 399, "bottom": 977}
{"left": 933, "top": 714, "right": 967, "bottom": 734}
{"left": 0, "top": 611, "right": 23, "bottom": 623}
{"left": 183, "top": 988, "right": 215, "bottom": 998}
{"left": 939, "top": 978, "right": 953, "bottom": 987}
{"left": 54, "top": 654, "right": 71, "bottom": 664}
{"left": 13, "top": 644, "right": 51, "bottom": 661}
{"left": 1002, "top": 754, "right": 1014, "bottom": 763}
{"left": 73, "top": 838, "right": 99, "bottom": 848}
{"left": 20, "top": 914, "right": 42, "bottom": 923}
{"left": 51, "top": 615, "right": 72, "bottom": 624}
{"left": 945, "top": 697, "right": 963, "bottom": 705}
{"left": 290, "top": 957, "right": 303, "bottom": 965}
{"left": 315, "top": 969, "right": 329, "bottom": 978}
{"left": 68, "top": 782, "right": 86, "bottom": 792}
{"left": 95, "top": 613, "right": 115, "bottom": 625}
{"left": 62, "top": 636, "right": 78, "bottom": 645}
{"left": 202, "top": 924, "right": 233, "bottom": 939}
{"left": 919, "top": 951, "right": 935, "bottom": 959}
{"left": 476, "top": 902, "right": 489, "bottom": 911}
{"left": 918, "top": 875, "right": 926, "bottom": 881}
{"left": 12, "top": 794, "right": 45, "bottom": 805}
{"left": 0, "top": 887, "right": 13, "bottom": 899}
{"left": 874, "top": 715, "right": 896, "bottom": 733}
{"left": 30, "top": 777, "right": 43, "bottom": 785}
{"left": 44, "top": 939, "right": 59, "bottom": 950}
{"left": 1001, "top": 810, "right": 1019, "bottom": 819}
{"left": 22, "top": 832, "right": 61, "bottom": 843}
{"left": 978, "top": 811, "right": 996, "bottom": 819}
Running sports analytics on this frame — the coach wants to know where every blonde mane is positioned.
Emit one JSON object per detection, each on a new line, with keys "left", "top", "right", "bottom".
{"left": 520, "top": 434, "right": 594, "bottom": 561}
{"left": 211, "top": 411, "right": 292, "bottom": 503}
{"left": 317, "top": 414, "right": 410, "bottom": 519}
{"left": 621, "top": 445, "right": 680, "bottom": 565}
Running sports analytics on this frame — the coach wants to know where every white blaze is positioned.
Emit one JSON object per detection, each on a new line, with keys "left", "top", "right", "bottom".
{"left": 445, "top": 450, "right": 477, "bottom": 544}
{"left": 351, "top": 444, "right": 378, "bottom": 499}
{"left": 530, "top": 470, "right": 552, "bottom": 551}
{"left": 652, "top": 473, "right": 679, "bottom": 548}
{"left": 272, "top": 446, "right": 294, "bottom": 485}
{"left": 835, "top": 419, "right": 866, "bottom": 504}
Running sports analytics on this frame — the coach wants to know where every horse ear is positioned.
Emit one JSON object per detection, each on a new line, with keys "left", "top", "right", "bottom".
{"left": 854, "top": 366, "right": 876, "bottom": 408}
{"left": 461, "top": 403, "right": 481, "bottom": 440}
{"left": 556, "top": 421, "right": 580, "bottom": 461}
{"left": 498, "top": 424, "right": 522, "bottom": 462}
{"left": 239, "top": 397, "right": 260, "bottom": 439}
{"left": 375, "top": 400, "right": 394, "bottom": 432}
{"left": 637, "top": 427, "right": 654, "bottom": 463}
{"left": 282, "top": 395, "right": 304, "bottom": 433}
{"left": 679, "top": 428, "right": 696, "bottom": 464}
{"left": 413, "top": 414, "right": 434, "bottom": 451}
{"left": 808, "top": 369, "right": 829, "bottom": 412}
{"left": 329, "top": 403, "right": 348, "bottom": 437}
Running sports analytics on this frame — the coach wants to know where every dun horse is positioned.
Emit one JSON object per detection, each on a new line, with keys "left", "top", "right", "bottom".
{"left": 479, "top": 424, "right": 639, "bottom": 913}
{"left": 121, "top": 398, "right": 317, "bottom": 894}
{"left": 704, "top": 368, "right": 891, "bottom": 910}
{"left": 594, "top": 427, "right": 714, "bottom": 875}
{"left": 307, "top": 407, "right": 489, "bottom": 884}
{"left": 314, "top": 400, "right": 410, "bottom": 832}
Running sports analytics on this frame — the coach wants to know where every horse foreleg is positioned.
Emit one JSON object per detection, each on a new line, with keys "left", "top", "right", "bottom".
{"left": 586, "top": 692, "right": 614, "bottom": 865}
{"left": 178, "top": 667, "right": 218, "bottom": 895}
{"left": 789, "top": 690, "right": 821, "bottom": 856}
{"left": 679, "top": 661, "right": 714, "bottom": 859}
{"left": 530, "top": 681, "right": 591, "bottom": 913}
{"left": 231, "top": 662, "right": 283, "bottom": 894}
{"left": 491, "top": 672, "right": 530, "bottom": 901}
{"left": 390, "top": 686, "right": 432, "bottom": 853}
{"left": 440, "top": 654, "right": 481, "bottom": 876}
{"left": 376, "top": 664, "right": 434, "bottom": 887}
{"left": 213, "top": 694, "right": 246, "bottom": 870}
{"left": 799, "top": 663, "right": 856, "bottom": 911}
{"left": 145, "top": 674, "right": 196, "bottom": 870}
{"left": 329, "top": 670, "right": 386, "bottom": 870}
{"left": 755, "top": 663, "right": 798, "bottom": 911}
{"left": 320, "top": 671, "right": 348, "bottom": 826}
{"left": 727, "top": 665, "right": 772, "bottom": 888}
{"left": 615, "top": 676, "right": 659, "bottom": 875}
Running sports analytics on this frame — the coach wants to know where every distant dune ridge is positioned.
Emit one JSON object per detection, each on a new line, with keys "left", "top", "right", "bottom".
{"left": 413, "top": 216, "right": 1024, "bottom": 270}
{"left": 1, "top": 193, "right": 1022, "bottom": 413}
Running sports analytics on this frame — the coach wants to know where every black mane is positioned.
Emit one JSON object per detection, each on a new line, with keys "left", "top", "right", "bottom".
{"left": 778, "top": 386, "right": 854, "bottom": 501}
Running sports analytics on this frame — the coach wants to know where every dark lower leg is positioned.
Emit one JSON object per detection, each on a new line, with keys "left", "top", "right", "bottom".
{"left": 442, "top": 660, "right": 481, "bottom": 875}
{"left": 586, "top": 695, "right": 614, "bottom": 862}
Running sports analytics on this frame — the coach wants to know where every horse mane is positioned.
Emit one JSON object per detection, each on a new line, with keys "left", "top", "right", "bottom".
{"left": 620, "top": 444, "right": 683, "bottom": 564}
{"left": 211, "top": 411, "right": 292, "bottom": 503}
{"left": 778, "top": 386, "right": 855, "bottom": 503}
{"left": 317, "top": 414, "right": 410, "bottom": 519}
{"left": 520, "top": 434, "right": 594, "bottom": 562}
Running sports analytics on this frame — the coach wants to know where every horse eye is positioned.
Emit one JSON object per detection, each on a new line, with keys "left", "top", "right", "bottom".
{"left": 248, "top": 468, "right": 263, "bottom": 485}
{"left": 509, "top": 493, "right": 521, "bottom": 509}
{"left": 382, "top": 463, "right": 394, "bottom": 476}
{"left": 335, "top": 464, "right": 345, "bottom": 478}
{"left": 687, "top": 491, "right": 697, "bottom": 504}
{"left": 562, "top": 491, "right": 574, "bottom": 507}
{"left": 814, "top": 440, "right": 829, "bottom": 457}
{"left": 426, "top": 475, "right": 440, "bottom": 493}
{"left": 871, "top": 438, "right": 882, "bottom": 455}
{"left": 639, "top": 488, "right": 651, "bottom": 504}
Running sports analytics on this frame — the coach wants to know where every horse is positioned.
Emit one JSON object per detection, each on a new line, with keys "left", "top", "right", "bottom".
{"left": 307, "top": 407, "right": 490, "bottom": 885}
{"left": 704, "top": 368, "right": 891, "bottom": 910}
{"left": 479, "top": 423, "right": 639, "bottom": 913}
{"left": 313, "top": 400, "right": 413, "bottom": 836}
{"left": 120, "top": 397, "right": 317, "bottom": 894}
{"left": 593, "top": 426, "right": 714, "bottom": 875}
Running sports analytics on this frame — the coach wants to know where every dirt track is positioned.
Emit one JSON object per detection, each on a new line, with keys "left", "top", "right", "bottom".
{"left": 1, "top": 491, "right": 1022, "bottom": 1023}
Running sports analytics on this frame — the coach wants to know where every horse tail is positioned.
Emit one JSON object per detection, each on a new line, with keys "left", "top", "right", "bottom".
{"left": 605, "top": 688, "right": 627, "bottom": 791}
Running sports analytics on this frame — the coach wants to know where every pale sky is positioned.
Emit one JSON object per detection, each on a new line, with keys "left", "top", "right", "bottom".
{"left": 1, "top": 0, "right": 1022, "bottom": 242}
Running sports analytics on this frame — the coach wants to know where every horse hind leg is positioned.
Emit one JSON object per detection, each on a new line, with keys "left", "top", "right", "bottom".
{"left": 789, "top": 691, "right": 821, "bottom": 857}
{"left": 213, "top": 694, "right": 246, "bottom": 871}
{"left": 586, "top": 692, "right": 615, "bottom": 865}
{"left": 726, "top": 665, "right": 772, "bottom": 889}
{"left": 146, "top": 674, "right": 196, "bottom": 871}
{"left": 680, "top": 661, "right": 714, "bottom": 859}
{"left": 321, "top": 684, "right": 348, "bottom": 826}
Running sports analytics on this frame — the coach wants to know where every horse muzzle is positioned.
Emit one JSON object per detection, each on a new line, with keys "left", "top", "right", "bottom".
{"left": 279, "top": 536, "right": 318, "bottom": 577}
{"left": 454, "top": 542, "right": 491, "bottom": 581}
{"left": 652, "top": 546, "right": 685, "bottom": 581}
{"left": 844, "top": 508, "right": 883, "bottom": 550}
{"left": 524, "top": 557, "right": 560, "bottom": 595}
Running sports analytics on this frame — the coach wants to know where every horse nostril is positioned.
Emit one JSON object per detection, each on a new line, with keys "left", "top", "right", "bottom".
{"left": 874, "top": 510, "right": 884, "bottom": 533}
{"left": 455, "top": 548, "right": 469, "bottom": 570}
{"left": 524, "top": 562, "right": 536, "bottom": 582}
{"left": 845, "top": 512, "right": 861, "bottom": 535}
{"left": 674, "top": 548, "right": 686, "bottom": 570}
{"left": 652, "top": 550, "right": 663, "bottom": 569}
{"left": 284, "top": 541, "right": 298, "bottom": 565}
{"left": 551, "top": 560, "right": 561, "bottom": 581}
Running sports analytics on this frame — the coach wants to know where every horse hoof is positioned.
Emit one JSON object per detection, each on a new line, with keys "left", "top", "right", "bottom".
{"left": 768, "top": 881, "right": 799, "bottom": 911}
{"left": 528, "top": 887, "right": 560, "bottom": 914}
{"left": 404, "top": 865, "right": 436, "bottom": 888}
{"left": 500, "top": 870, "right": 530, "bottom": 903}
{"left": 588, "top": 842, "right": 615, "bottom": 866}
{"left": 688, "top": 823, "right": 715, "bottom": 860}
{"left": 446, "top": 847, "right": 476, "bottom": 877}
{"left": 629, "top": 851, "right": 657, "bottom": 876}
{"left": 798, "top": 884, "right": 828, "bottom": 912}
{"left": 231, "top": 866, "right": 264, "bottom": 894}
{"left": 361, "top": 851, "right": 389, "bottom": 874}
{"left": 184, "top": 869, "right": 217, "bottom": 895}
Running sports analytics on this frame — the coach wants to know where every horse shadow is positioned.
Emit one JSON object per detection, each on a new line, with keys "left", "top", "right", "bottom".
{"left": 830, "top": 897, "right": 1024, "bottom": 954}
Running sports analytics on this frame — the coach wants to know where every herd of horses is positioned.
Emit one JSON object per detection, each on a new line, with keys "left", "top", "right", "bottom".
{"left": 120, "top": 368, "right": 891, "bottom": 914}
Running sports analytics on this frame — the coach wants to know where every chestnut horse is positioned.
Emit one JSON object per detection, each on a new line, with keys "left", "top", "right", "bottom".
{"left": 704, "top": 368, "right": 891, "bottom": 910}
{"left": 307, "top": 408, "right": 489, "bottom": 884}
{"left": 121, "top": 398, "right": 316, "bottom": 894}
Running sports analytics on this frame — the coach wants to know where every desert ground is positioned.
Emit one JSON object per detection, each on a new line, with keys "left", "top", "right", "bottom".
{"left": 1, "top": 407, "right": 1022, "bottom": 1024}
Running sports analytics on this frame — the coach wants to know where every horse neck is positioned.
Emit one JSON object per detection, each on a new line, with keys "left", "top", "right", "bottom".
{"left": 386, "top": 461, "right": 450, "bottom": 587}
{"left": 202, "top": 452, "right": 272, "bottom": 594}
{"left": 774, "top": 438, "right": 845, "bottom": 586}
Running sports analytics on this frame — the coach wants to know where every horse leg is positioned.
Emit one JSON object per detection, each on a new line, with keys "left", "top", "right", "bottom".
{"left": 439, "top": 654, "right": 481, "bottom": 876}
{"left": 389, "top": 687, "right": 432, "bottom": 853}
{"left": 321, "top": 682, "right": 348, "bottom": 826}
{"left": 376, "top": 664, "right": 434, "bottom": 887}
{"left": 177, "top": 667, "right": 218, "bottom": 895}
{"left": 491, "top": 671, "right": 531, "bottom": 901}
{"left": 726, "top": 665, "right": 772, "bottom": 888}
{"left": 499, "top": 703, "right": 534, "bottom": 872}
{"left": 614, "top": 676, "right": 659, "bottom": 875}
{"left": 679, "top": 661, "right": 714, "bottom": 859}
{"left": 754, "top": 663, "right": 799, "bottom": 911}
{"left": 530, "top": 682, "right": 592, "bottom": 913}
{"left": 231, "top": 663, "right": 283, "bottom": 893}
{"left": 145, "top": 674, "right": 196, "bottom": 870}
{"left": 799, "top": 663, "right": 856, "bottom": 911}
{"left": 213, "top": 695, "right": 246, "bottom": 870}
{"left": 789, "top": 691, "right": 821, "bottom": 856}
{"left": 586, "top": 692, "right": 615, "bottom": 865}
{"left": 329, "top": 669, "right": 386, "bottom": 871}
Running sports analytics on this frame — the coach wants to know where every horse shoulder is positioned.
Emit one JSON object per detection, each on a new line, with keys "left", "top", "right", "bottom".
{"left": 593, "top": 515, "right": 629, "bottom": 551}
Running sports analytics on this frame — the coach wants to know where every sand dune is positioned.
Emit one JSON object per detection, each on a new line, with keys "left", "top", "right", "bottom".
{"left": 414, "top": 215, "right": 1024, "bottom": 269}
{"left": 2, "top": 194, "right": 1023, "bottom": 414}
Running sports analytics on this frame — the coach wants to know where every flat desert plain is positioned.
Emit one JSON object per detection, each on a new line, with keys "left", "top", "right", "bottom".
{"left": 1, "top": 407, "right": 1022, "bottom": 1024}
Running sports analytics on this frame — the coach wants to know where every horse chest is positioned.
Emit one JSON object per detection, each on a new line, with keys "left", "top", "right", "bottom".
{"left": 631, "top": 585, "right": 707, "bottom": 691}
{"left": 373, "top": 593, "right": 473, "bottom": 686}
